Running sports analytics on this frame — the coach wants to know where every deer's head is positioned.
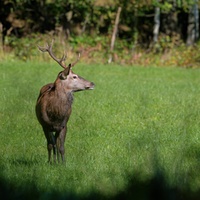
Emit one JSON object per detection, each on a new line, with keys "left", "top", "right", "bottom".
{"left": 38, "top": 40, "right": 95, "bottom": 92}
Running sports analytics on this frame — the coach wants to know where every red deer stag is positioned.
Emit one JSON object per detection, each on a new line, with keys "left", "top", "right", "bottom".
{"left": 35, "top": 41, "right": 95, "bottom": 163}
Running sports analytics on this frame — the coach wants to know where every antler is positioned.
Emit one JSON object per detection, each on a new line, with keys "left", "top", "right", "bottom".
{"left": 70, "top": 53, "right": 81, "bottom": 67}
{"left": 38, "top": 40, "right": 67, "bottom": 69}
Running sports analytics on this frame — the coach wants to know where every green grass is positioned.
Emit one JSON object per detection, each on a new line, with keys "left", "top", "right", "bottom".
{"left": 0, "top": 60, "right": 200, "bottom": 198}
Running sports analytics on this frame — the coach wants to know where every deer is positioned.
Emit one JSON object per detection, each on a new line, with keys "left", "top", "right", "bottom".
{"left": 35, "top": 41, "right": 95, "bottom": 164}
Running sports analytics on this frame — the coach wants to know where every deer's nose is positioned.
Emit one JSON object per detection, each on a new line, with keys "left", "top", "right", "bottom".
{"left": 86, "top": 82, "right": 95, "bottom": 90}
{"left": 91, "top": 82, "right": 95, "bottom": 89}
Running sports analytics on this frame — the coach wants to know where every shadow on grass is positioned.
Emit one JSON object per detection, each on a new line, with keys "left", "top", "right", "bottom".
{"left": 0, "top": 168, "right": 200, "bottom": 200}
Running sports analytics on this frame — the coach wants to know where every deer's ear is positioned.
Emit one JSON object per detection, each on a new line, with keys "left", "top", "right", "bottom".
{"left": 60, "top": 65, "right": 71, "bottom": 80}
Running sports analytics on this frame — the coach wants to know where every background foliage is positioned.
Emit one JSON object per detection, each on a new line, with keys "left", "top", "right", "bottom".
{"left": 0, "top": 0, "right": 200, "bottom": 66}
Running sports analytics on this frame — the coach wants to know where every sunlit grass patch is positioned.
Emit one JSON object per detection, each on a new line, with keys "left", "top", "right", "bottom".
{"left": 0, "top": 61, "right": 200, "bottom": 198}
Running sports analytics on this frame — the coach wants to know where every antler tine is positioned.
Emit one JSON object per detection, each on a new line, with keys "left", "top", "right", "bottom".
{"left": 38, "top": 40, "right": 52, "bottom": 53}
{"left": 70, "top": 53, "right": 81, "bottom": 67}
{"left": 60, "top": 52, "right": 67, "bottom": 63}
{"left": 38, "top": 44, "right": 48, "bottom": 52}
{"left": 38, "top": 40, "right": 67, "bottom": 69}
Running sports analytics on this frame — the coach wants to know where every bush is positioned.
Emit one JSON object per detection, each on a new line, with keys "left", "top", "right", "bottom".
{"left": 3, "top": 33, "right": 200, "bottom": 68}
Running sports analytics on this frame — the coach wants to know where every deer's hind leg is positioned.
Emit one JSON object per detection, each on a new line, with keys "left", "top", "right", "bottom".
{"left": 55, "top": 132, "right": 60, "bottom": 163}
{"left": 44, "top": 130, "right": 56, "bottom": 163}
{"left": 55, "top": 126, "right": 67, "bottom": 163}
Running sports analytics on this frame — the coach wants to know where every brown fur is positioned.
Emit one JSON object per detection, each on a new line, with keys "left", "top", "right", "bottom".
{"left": 36, "top": 67, "right": 94, "bottom": 163}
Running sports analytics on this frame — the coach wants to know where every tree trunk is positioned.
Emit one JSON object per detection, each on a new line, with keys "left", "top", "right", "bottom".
{"left": 108, "top": 7, "right": 122, "bottom": 63}
{"left": 186, "top": 0, "right": 199, "bottom": 46}
{"left": 194, "top": 1, "right": 199, "bottom": 40}
{"left": 132, "top": 6, "right": 138, "bottom": 52}
{"left": 153, "top": 6, "right": 160, "bottom": 44}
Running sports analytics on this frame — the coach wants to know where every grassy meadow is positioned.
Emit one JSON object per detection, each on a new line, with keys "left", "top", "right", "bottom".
{"left": 1, "top": 59, "right": 200, "bottom": 199}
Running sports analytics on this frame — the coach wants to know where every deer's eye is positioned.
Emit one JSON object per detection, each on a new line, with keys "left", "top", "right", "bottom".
{"left": 73, "top": 76, "right": 77, "bottom": 79}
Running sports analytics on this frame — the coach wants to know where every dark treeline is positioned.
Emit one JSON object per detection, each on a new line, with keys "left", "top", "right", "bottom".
{"left": 0, "top": 0, "right": 199, "bottom": 52}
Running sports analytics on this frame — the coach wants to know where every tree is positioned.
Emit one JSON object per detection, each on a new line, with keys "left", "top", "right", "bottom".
{"left": 0, "top": 0, "right": 14, "bottom": 46}
{"left": 153, "top": 3, "right": 160, "bottom": 44}
{"left": 186, "top": 0, "right": 199, "bottom": 46}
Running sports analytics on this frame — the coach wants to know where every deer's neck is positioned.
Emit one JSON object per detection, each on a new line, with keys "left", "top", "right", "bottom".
{"left": 65, "top": 91, "right": 74, "bottom": 105}
{"left": 54, "top": 81, "right": 74, "bottom": 106}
